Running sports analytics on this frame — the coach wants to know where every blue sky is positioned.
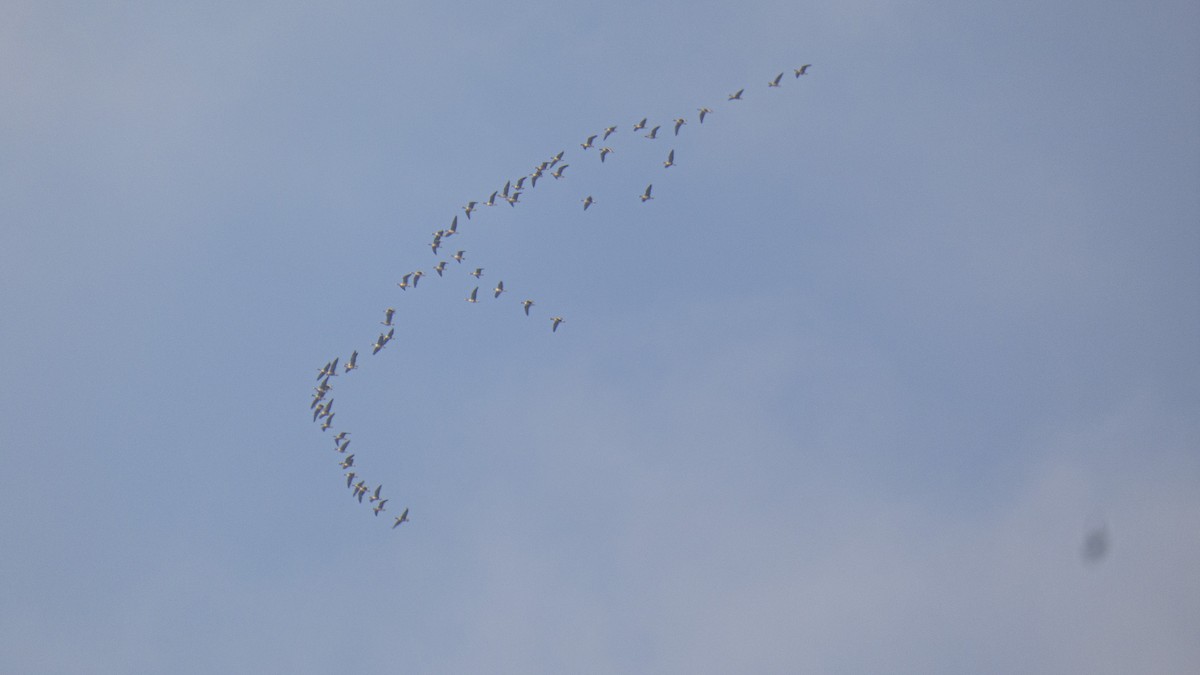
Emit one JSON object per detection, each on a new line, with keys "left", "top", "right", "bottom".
{"left": 2, "top": 1, "right": 1198, "bottom": 672}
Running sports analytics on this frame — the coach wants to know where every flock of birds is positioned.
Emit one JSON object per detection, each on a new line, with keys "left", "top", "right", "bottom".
{"left": 309, "top": 65, "right": 813, "bottom": 529}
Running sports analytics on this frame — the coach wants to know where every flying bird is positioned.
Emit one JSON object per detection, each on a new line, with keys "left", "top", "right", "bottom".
{"left": 321, "top": 413, "right": 335, "bottom": 431}
{"left": 794, "top": 64, "right": 811, "bottom": 77}
{"left": 645, "top": 125, "right": 660, "bottom": 139}
{"left": 462, "top": 202, "right": 476, "bottom": 219}
{"left": 599, "top": 147, "right": 614, "bottom": 162}
{"left": 485, "top": 191, "right": 498, "bottom": 207}
{"left": 470, "top": 267, "right": 484, "bottom": 279}
{"left": 454, "top": 250, "right": 465, "bottom": 264}
{"left": 550, "top": 316, "right": 565, "bottom": 332}
{"left": 522, "top": 299, "right": 534, "bottom": 316}
{"left": 336, "top": 439, "right": 350, "bottom": 453}
{"left": 373, "top": 499, "right": 388, "bottom": 516}
{"left": 582, "top": 195, "right": 594, "bottom": 210}
{"left": 344, "top": 472, "right": 356, "bottom": 488}
{"left": 339, "top": 454, "right": 355, "bottom": 469}
{"left": 411, "top": 270, "right": 424, "bottom": 287}
{"left": 392, "top": 508, "right": 410, "bottom": 528}
{"left": 466, "top": 286, "right": 479, "bottom": 303}
{"left": 698, "top": 107, "right": 712, "bottom": 123}
{"left": 663, "top": 149, "right": 674, "bottom": 168}
{"left": 551, "top": 164, "right": 569, "bottom": 179}
{"left": 369, "top": 485, "right": 383, "bottom": 503}
{"left": 445, "top": 217, "right": 458, "bottom": 237}
{"left": 768, "top": 72, "right": 783, "bottom": 87}
{"left": 397, "top": 273, "right": 411, "bottom": 291}
{"left": 580, "top": 134, "right": 597, "bottom": 150}
{"left": 673, "top": 118, "right": 686, "bottom": 135}
{"left": 344, "top": 351, "right": 358, "bottom": 373}
{"left": 381, "top": 308, "right": 394, "bottom": 325}
{"left": 640, "top": 184, "right": 654, "bottom": 202}
{"left": 602, "top": 125, "right": 617, "bottom": 140}
{"left": 434, "top": 261, "right": 446, "bottom": 276}
{"left": 505, "top": 191, "right": 521, "bottom": 207}
{"left": 728, "top": 88, "right": 744, "bottom": 100}
{"left": 493, "top": 280, "right": 505, "bottom": 298}
{"left": 632, "top": 117, "right": 647, "bottom": 131}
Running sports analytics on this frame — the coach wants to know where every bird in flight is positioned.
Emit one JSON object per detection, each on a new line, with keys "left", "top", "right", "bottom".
{"left": 493, "top": 280, "right": 505, "bottom": 298}
{"left": 581, "top": 195, "right": 594, "bottom": 210}
{"left": 454, "top": 250, "right": 466, "bottom": 264}
{"left": 663, "top": 149, "right": 674, "bottom": 168}
{"left": 698, "top": 107, "right": 712, "bottom": 123}
{"left": 373, "top": 499, "right": 388, "bottom": 516}
{"left": 795, "top": 64, "right": 811, "bottom": 77}
{"left": 381, "top": 308, "right": 394, "bottom": 326}
{"left": 397, "top": 273, "right": 411, "bottom": 291}
{"left": 640, "top": 184, "right": 654, "bottom": 202}
{"left": 485, "top": 191, "right": 498, "bottom": 207}
{"left": 728, "top": 88, "right": 744, "bottom": 100}
{"left": 645, "top": 125, "right": 660, "bottom": 139}
{"left": 580, "top": 134, "right": 597, "bottom": 150}
{"left": 602, "top": 125, "right": 618, "bottom": 140}
{"left": 434, "top": 261, "right": 446, "bottom": 277}
{"left": 393, "top": 508, "right": 410, "bottom": 528}
{"left": 768, "top": 72, "right": 783, "bottom": 87}
{"left": 551, "top": 164, "right": 569, "bottom": 179}
{"left": 551, "top": 316, "right": 565, "bottom": 332}
{"left": 599, "top": 147, "right": 614, "bottom": 163}
{"left": 462, "top": 202, "right": 476, "bottom": 219}
{"left": 470, "top": 267, "right": 484, "bottom": 279}
{"left": 522, "top": 299, "right": 534, "bottom": 316}
{"left": 339, "top": 454, "right": 355, "bottom": 469}
{"left": 344, "top": 350, "right": 358, "bottom": 373}
{"left": 673, "top": 118, "right": 687, "bottom": 135}
{"left": 466, "top": 286, "right": 479, "bottom": 303}
{"left": 632, "top": 117, "right": 647, "bottom": 131}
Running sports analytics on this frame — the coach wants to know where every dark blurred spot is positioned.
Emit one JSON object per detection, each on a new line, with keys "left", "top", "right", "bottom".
{"left": 1082, "top": 526, "right": 1108, "bottom": 563}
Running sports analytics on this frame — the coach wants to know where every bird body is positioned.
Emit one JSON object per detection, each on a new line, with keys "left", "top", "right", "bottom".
{"left": 640, "top": 184, "right": 654, "bottom": 202}
{"left": 633, "top": 117, "right": 647, "bottom": 131}
{"left": 454, "top": 250, "right": 465, "bottom": 264}
{"left": 552, "top": 164, "right": 569, "bottom": 179}
{"left": 467, "top": 286, "right": 479, "bottom": 303}
{"left": 664, "top": 149, "right": 674, "bottom": 168}
{"left": 522, "top": 299, "right": 534, "bottom": 316}
{"left": 344, "top": 351, "right": 358, "bottom": 372}
{"left": 603, "top": 125, "right": 617, "bottom": 140}
{"left": 493, "top": 280, "right": 505, "bottom": 298}
{"left": 581, "top": 134, "right": 597, "bottom": 149}
{"left": 698, "top": 107, "right": 712, "bottom": 123}
{"left": 434, "top": 261, "right": 447, "bottom": 276}
{"left": 795, "top": 64, "right": 811, "bottom": 77}
{"left": 645, "top": 125, "right": 660, "bottom": 139}
{"left": 381, "top": 308, "right": 394, "bottom": 325}
{"left": 768, "top": 72, "right": 783, "bottom": 87}
{"left": 393, "top": 508, "right": 410, "bottom": 528}
{"left": 729, "top": 88, "right": 744, "bottom": 100}
{"left": 582, "top": 195, "right": 594, "bottom": 210}
{"left": 673, "top": 118, "right": 686, "bottom": 135}
{"left": 551, "top": 316, "right": 564, "bottom": 332}
{"left": 470, "top": 267, "right": 483, "bottom": 279}
{"left": 599, "top": 147, "right": 614, "bottom": 162}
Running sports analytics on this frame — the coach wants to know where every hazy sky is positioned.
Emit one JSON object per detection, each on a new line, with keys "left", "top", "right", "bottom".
{"left": 2, "top": 1, "right": 1198, "bottom": 673}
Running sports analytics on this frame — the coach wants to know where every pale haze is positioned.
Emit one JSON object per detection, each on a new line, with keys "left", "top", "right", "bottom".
{"left": 2, "top": 1, "right": 1198, "bottom": 673}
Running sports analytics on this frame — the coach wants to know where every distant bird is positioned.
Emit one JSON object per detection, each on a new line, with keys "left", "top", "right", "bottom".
{"left": 602, "top": 125, "right": 618, "bottom": 140}
{"left": 645, "top": 125, "right": 660, "bottom": 139}
{"left": 698, "top": 107, "right": 712, "bottom": 123}
{"left": 321, "top": 413, "right": 335, "bottom": 431}
{"left": 728, "top": 88, "right": 744, "bottom": 100}
{"left": 640, "top": 184, "right": 654, "bottom": 202}
{"left": 336, "top": 439, "right": 350, "bottom": 453}
{"left": 551, "top": 164, "right": 569, "bottom": 179}
{"left": 633, "top": 117, "right": 647, "bottom": 131}
{"left": 768, "top": 72, "right": 783, "bottom": 87}
{"left": 339, "top": 454, "right": 355, "bottom": 469}
{"left": 599, "top": 147, "right": 614, "bottom": 163}
{"left": 514, "top": 176, "right": 527, "bottom": 191}
{"left": 529, "top": 172, "right": 540, "bottom": 188}
{"left": 470, "top": 267, "right": 483, "bottom": 279}
{"left": 434, "top": 261, "right": 447, "bottom": 277}
{"left": 411, "top": 270, "right": 424, "bottom": 287}
{"left": 551, "top": 150, "right": 565, "bottom": 164}
{"left": 522, "top": 299, "right": 534, "bottom": 316}
{"left": 466, "top": 286, "right": 479, "bottom": 303}
{"left": 581, "top": 134, "right": 597, "bottom": 149}
{"left": 501, "top": 180, "right": 511, "bottom": 198}
{"left": 462, "top": 202, "right": 476, "bottom": 219}
{"left": 392, "top": 508, "right": 410, "bottom": 528}
{"left": 397, "top": 273, "right": 411, "bottom": 291}
{"left": 312, "top": 402, "right": 326, "bottom": 422}
{"left": 369, "top": 485, "right": 383, "bottom": 503}
{"left": 354, "top": 480, "right": 368, "bottom": 502}
{"left": 485, "top": 191, "right": 498, "bottom": 207}
{"left": 1083, "top": 525, "right": 1109, "bottom": 563}
{"left": 344, "top": 350, "right": 358, "bottom": 373}
{"left": 344, "top": 472, "right": 356, "bottom": 488}
{"left": 430, "top": 239, "right": 441, "bottom": 254}
{"left": 582, "top": 195, "right": 594, "bottom": 210}
{"left": 445, "top": 217, "right": 458, "bottom": 237}
{"left": 372, "top": 328, "right": 394, "bottom": 355}
{"left": 493, "top": 280, "right": 505, "bottom": 298}
{"left": 663, "top": 149, "right": 674, "bottom": 168}
{"left": 333, "top": 431, "right": 350, "bottom": 443}
{"left": 673, "top": 118, "right": 686, "bottom": 135}
{"left": 381, "top": 308, "right": 394, "bottom": 326}
{"left": 373, "top": 499, "right": 388, "bottom": 516}
{"left": 795, "top": 64, "right": 811, "bottom": 77}
{"left": 505, "top": 191, "right": 521, "bottom": 207}
{"left": 550, "top": 316, "right": 565, "bottom": 332}
{"left": 454, "top": 250, "right": 465, "bottom": 264}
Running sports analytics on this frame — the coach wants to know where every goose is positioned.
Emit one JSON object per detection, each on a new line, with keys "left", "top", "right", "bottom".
{"left": 373, "top": 499, "right": 388, "bottom": 516}
{"left": 485, "top": 191, "right": 498, "bottom": 207}
{"left": 310, "top": 393, "right": 325, "bottom": 410}
{"left": 552, "top": 164, "right": 569, "bottom": 179}
{"left": 320, "top": 398, "right": 333, "bottom": 418}
{"left": 551, "top": 150, "right": 565, "bottom": 165}
{"left": 645, "top": 125, "right": 660, "bottom": 139}
{"left": 467, "top": 286, "right": 479, "bottom": 303}
{"left": 434, "top": 261, "right": 447, "bottom": 277}
{"left": 582, "top": 195, "right": 594, "bottom": 210}
{"left": 321, "top": 413, "right": 335, "bottom": 431}
{"left": 551, "top": 316, "right": 565, "bottom": 332}
{"left": 430, "top": 239, "right": 441, "bottom": 255}
{"left": 664, "top": 149, "right": 674, "bottom": 168}
{"left": 580, "top": 134, "right": 597, "bottom": 150}
{"left": 602, "top": 125, "right": 618, "bottom": 140}
{"left": 633, "top": 117, "right": 647, "bottom": 131}
{"left": 599, "top": 147, "right": 614, "bottom": 163}
{"left": 369, "top": 485, "right": 383, "bottom": 502}
{"left": 344, "top": 471, "right": 356, "bottom": 488}
{"left": 353, "top": 480, "right": 368, "bottom": 502}
{"left": 728, "top": 88, "right": 744, "bottom": 100}
{"left": 794, "top": 64, "right": 811, "bottom": 77}
{"left": 381, "top": 308, "right": 394, "bottom": 326}
{"left": 411, "top": 270, "right": 424, "bottom": 287}
{"left": 337, "top": 439, "right": 351, "bottom": 454}
{"left": 698, "top": 107, "right": 712, "bottom": 123}
{"left": 332, "top": 431, "right": 350, "bottom": 443}
{"left": 446, "top": 217, "right": 458, "bottom": 237}
{"left": 316, "top": 361, "right": 330, "bottom": 380}
{"left": 454, "top": 250, "right": 466, "bottom": 264}
{"left": 397, "top": 273, "right": 412, "bottom": 291}
{"left": 673, "top": 118, "right": 686, "bottom": 135}
{"left": 462, "top": 202, "right": 476, "bottom": 219}
{"left": 470, "top": 267, "right": 484, "bottom": 279}
{"left": 339, "top": 454, "right": 355, "bottom": 469}
{"left": 506, "top": 191, "right": 521, "bottom": 207}
{"left": 493, "top": 280, "right": 505, "bottom": 298}
{"left": 312, "top": 402, "right": 326, "bottom": 422}
{"left": 501, "top": 180, "right": 511, "bottom": 198}
{"left": 529, "top": 172, "right": 540, "bottom": 188}
{"left": 344, "top": 350, "right": 358, "bottom": 372}
{"left": 522, "top": 299, "right": 534, "bottom": 316}
{"left": 371, "top": 332, "right": 388, "bottom": 355}
{"left": 640, "top": 184, "right": 654, "bottom": 202}
{"left": 392, "top": 508, "right": 410, "bottom": 528}
{"left": 514, "top": 176, "right": 527, "bottom": 191}
{"left": 768, "top": 72, "right": 783, "bottom": 87}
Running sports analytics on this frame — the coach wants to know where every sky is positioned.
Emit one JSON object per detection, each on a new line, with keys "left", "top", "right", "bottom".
{"left": 2, "top": 1, "right": 1198, "bottom": 673}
